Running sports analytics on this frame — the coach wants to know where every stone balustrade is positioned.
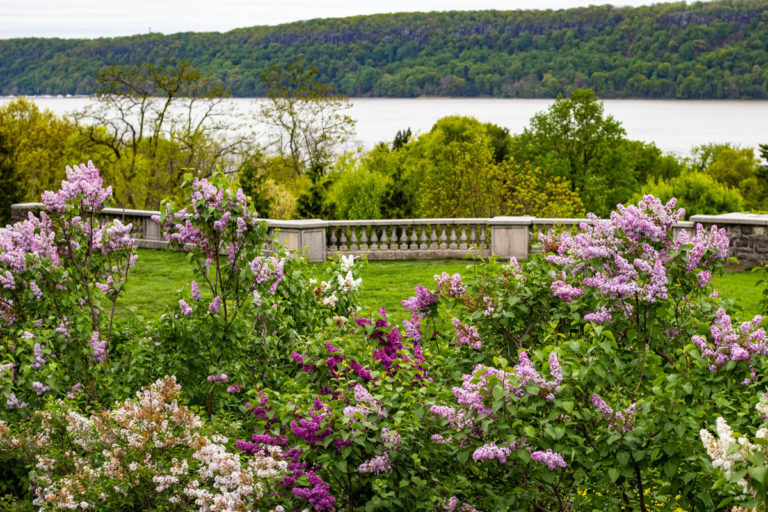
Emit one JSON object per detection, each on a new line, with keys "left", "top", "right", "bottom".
{"left": 10, "top": 203, "right": 768, "bottom": 266}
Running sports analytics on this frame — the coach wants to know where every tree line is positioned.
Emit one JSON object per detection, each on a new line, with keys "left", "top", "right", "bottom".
{"left": 4, "top": 0, "right": 768, "bottom": 98}
{"left": 2, "top": 60, "right": 766, "bottom": 226}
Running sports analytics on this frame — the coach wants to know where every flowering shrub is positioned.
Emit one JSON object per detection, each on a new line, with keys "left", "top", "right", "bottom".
{"left": 235, "top": 307, "right": 460, "bottom": 511}
{"left": 700, "top": 392, "right": 768, "bottom": 512}
{"left": 0, "top": 376, "right": 287, "bottom": 511}
{"left": 0, "top": 162, "right": 137, "bottom": 412}
{"left": 4, "top": 181, "right": 768, "bottom": 511}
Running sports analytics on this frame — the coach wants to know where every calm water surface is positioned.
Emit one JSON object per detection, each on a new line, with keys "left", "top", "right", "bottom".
{"left": 5, "top": 96, "right": 768, "bottom": 156}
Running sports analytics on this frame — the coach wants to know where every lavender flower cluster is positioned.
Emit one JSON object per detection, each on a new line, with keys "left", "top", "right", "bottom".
{"left": 693, "top": 308, "right": 767, "bottom": 381}
{"left": 544, "top": 195, "right": 729, "bottom": 309}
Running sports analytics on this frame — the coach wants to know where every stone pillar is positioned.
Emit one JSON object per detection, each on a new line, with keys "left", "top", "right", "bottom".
{"left": 489, "top": 217, "right": 534, "bottom": 260}
{"left": 266, "top": 220, "right": 328, "bottom": 262}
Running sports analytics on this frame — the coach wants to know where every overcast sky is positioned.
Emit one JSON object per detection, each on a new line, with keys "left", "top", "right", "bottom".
{"left": 3, "top": 0, "right": 704, "bottom": 39}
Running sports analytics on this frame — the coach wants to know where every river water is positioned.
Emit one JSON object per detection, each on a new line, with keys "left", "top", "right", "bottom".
{"left": 5, "top": 96, "right": 768, "bottom": 156}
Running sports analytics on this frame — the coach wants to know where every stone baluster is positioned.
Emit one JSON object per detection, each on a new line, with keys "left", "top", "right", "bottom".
{"left": 479, "top": 225, "right": 487, "bottom": 249}
{"left": 429, "top": 225, "right": 438, "bottom": 250}
{"left": 410, "top": 226, "right": 419, "bottom": 249}
{"left": 439, "top": 225, "right": 448, "bottom": 250}
{"left": 370, "top": 226, "right": 379, "bottom": 251}
{"left": 360, "top": 227, "right": 369, "bottom": 251}
{"left": 339, "top": 228, "right": 348, "bottom": 252}
{"left": 390, "top": 226, "right": 398, "bottom": 250}
{"left": 399, "top": 226, "right": 409, "bottom": 250}
{"left": 419, "top": 226, "right": 428, "bottom": 249}
{"left": 350, "top": 226, "right": 359, "bottom": 251}
{"left": 459, "top": 225, "right": 468, "bottom": 250}
{"left": 449, "top": 225, "right": 458, "bottom": 249}
{"left": 380, "top": 227, "right": 389, "bottom": 250}
{"left": 329, "top": 227, "right": 338, "bottom": 253}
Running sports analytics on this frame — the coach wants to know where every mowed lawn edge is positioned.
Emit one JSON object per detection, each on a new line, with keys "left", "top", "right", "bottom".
{"left": 115, "top": 249, "right": 765, "bottom": 321}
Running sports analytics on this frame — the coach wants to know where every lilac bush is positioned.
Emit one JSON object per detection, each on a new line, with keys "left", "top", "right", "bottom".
{"left": 0, "top": 162, "right": 137, "bottom": 411}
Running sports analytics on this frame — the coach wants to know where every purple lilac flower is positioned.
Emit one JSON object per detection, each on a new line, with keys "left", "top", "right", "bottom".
{"left": 381, "top": 428, "right": 402, "bottom": 448}
{"left": 401, "top": 285, "right": 438, "bottom": 314}
{"left": 32, "top": 381, "right": 50, "bottom": 395}
{"left": 179, "top": 299, "right": 193, "bottom": 316}
{"left": 29, "top": 282, "right": 42, "bottom": 299}
{"left": 530, "top": 449, "right": 567, "bottom": 470}
{"left": 41, "top": 161, "right": 112, "bottom": 214}
{"left": 402, "top": 312, "right": 422, "bottom": 342}
{"left": 693, "top": 308, "right": 767, "bottom": 375}
{"left": 434, "top": 272, "right": 466, "bottom": 297}
{"left": 6, "top": 392, "right": 28, "bottom": 410}
{"left": 591, "top": 393, "right": 637, "bottom": 433}
{"left": 209, "top": 296, "right": 222, "bottom": 314}
{"left": 358, "top": 452, "right": 392, "bottom": 474}
{"left": 698, "top": 270, "right": 712, "bottom": 288}
{"left": 31, "top": 343, "right": 45, "bottom": 370}
{"left": 191, "top": 280, "right": 201, "bottom": 300}
{"left": 89, "top": 331, "right": 107, "bottom": 364}
{"left": 452, "top": 318, "right": 482, "bottom": 350}
{"left": 291, "top": 352, "right": 316, "bottom": 374}
{"left": 66, "top": 383, "right": 82, "bottom": 399}
{"left": 291, "top": 471, "right": 336, "bottom": 511}
{"left": 472, "top": 442, "right": 512, "bottom": 463}
{"left": 226, "top": 382, "right": 243, "bottom": 393}
{"left": 514, "top": 351, "right": 563, "bottom": 400}
{"left": 551, "top": 280, "right": 583, "bottom": 303}
{"left": 584, "top": 306, "right": 613, "bottom": 324}
{"left": 344, "top": 360, "right": 369, "bottom": 382}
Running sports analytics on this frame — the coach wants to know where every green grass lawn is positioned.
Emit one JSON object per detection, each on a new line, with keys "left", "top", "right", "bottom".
{"left": 116, "top": 249, "right": 766, "bottom": 320}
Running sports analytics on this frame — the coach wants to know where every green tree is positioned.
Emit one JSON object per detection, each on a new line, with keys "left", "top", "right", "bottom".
{"left": 77, "top": 60, "right": 241, "bottom": 209}
{"left": 639, "top": 171, "right": 743, "bottom": 218}
{"left": 295, "top": 164, "right": 336, "bottom": 219}
{"left": 404, "top": 116, "right": 503, "bottom": 218}
{"left": 511, "top": 89, "right": 647, "bottom": 216}
{"left": 260, "top": 58, "right": 356, "bottom": 176}
{"left": 326, "top": 166, "right": 391, "bottom": 219}
{"left": 690, "top": 143, "right": 767, "bottom": 211}
{"left": 500, "top": 162, "right": 585, "bottom": 217}
{"left": 0, "top": 131, "right": 23, "bottom": 224}
{"left": 0, "top": 98, "right": 79, "bottom": 200}
{"left": 237, "top": 152, "right": 273, "bottom": 218}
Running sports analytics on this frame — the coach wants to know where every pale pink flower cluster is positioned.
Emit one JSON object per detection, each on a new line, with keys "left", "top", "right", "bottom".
{"left": 530, "top": 449, "right": 567, "bottom": 470}
{"left": 343, "top": 383, "right": 386, "bottom": 420}
{"left": 358, "top": 451, "right": 392, "bottom": 474}
{"left": 0, "top": 212, "right": 58, "bottom": 275}
{"left": 12, "top": 376, "right": 287, "bottom": 511}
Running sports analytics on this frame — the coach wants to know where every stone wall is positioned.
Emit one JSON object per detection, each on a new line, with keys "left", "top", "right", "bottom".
{"left": 10, "top": 204, "right": 768, "bottom": 267}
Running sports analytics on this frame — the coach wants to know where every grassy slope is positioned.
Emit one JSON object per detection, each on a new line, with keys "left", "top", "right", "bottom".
{"left": 116, "top": 250, "right": 765, "bottom": 320}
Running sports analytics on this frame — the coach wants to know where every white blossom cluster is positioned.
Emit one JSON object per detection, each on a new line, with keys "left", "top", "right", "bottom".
{"left": 312, "top": 254, "right": 362, "bottom": 310}
{"left": 700, "top": 401, "right": 768, "bottom": 511}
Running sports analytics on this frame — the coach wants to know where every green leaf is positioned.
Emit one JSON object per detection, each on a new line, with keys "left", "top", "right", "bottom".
{"left": 749, "top": 466, "right": 768, "bottom": 485}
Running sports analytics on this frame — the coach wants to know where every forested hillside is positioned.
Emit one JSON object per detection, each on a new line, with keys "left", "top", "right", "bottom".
{"left": 3, "top": 0, "right": 768, "bottom": 98}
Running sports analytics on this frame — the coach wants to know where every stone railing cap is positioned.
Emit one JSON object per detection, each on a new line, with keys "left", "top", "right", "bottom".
{"left": 489, "top": 216, "right": 535, "bottom": 226}
{"left": 267, "top": 219, "right": 328, "bottom": 229}
{"left": 690, "top": 213, "right": 768, "bottom": 226}
{"left": 325, "top": 218, "right": 491, "bottom": 226}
